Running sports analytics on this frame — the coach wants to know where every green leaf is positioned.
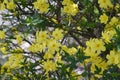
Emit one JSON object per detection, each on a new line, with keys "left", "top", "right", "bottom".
{"left": 76, "top": 49, "right": 90, "bottom": 63}
{"left": 94, "top": 65, "right": 101, "bottom": 74}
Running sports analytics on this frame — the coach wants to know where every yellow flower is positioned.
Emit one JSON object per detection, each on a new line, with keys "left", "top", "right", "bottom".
{"left": 67, "top": 47, "right": 77, "bottom": 55}
{"left": 1, "top": 61, "right": 11, "bottom": 73}
{"left": 0, "top": 47, "right": 7, "bottom": 55}
{"left": 33, "top": 0, "right": 49, "bottom": 13}
{"left": 84, "top": 52, "right": 104, "bottom": 73}
{"left": 97, "top": 61, "right": 107, "bottom": 74}
{"left": 47, "top": 40, "right": 61, "bottom": 52}
{"left": 62, "top": 45, "right": 69, "bottom": 51}
{"left": 36, "top": 31, "right": 48, "bottom": 43}
{"left": 8, "top": 54, "right": 23, "bottom": 69}
{"left": 39, "top": 3, "right": 49, "bottom": 13}
{"left": 37, "top": 0, "right": 47, "bottom": 3}
{"left": 62, "top": 45, "right": 77, "bottom": 55}
{"left": 55, "top": 53, "right": 63, "bottom": 63}
{"left": 98, "top": 0, "right": 113, "bottom": 9}
{"left": 44, "top": 51, "right": 54, "bottom": 59}
{"left": 109, "top": 17, "right": 119, "bottom": 26}
{"left": 86, "top": 38, "right": 95, "bottom": 48}
{"left": 99, "top": 13, "right": 108, "bottom": 24}
{"left": 9, "top": 54, "right": 23, "bottom": 61}
{"left": 104, "top": 23, "right": 112, "bottom": 31}
{"left": 85, "top": 38, "right": 106, "bottom": 54}
{"left": 0, "top": 30, "right": 6, "bottom": 39}
{"left": 33, "top": 2, "right": 39, "bottom": 9}
{"left": 15, "top": 35, "right": 23, "bottom": 45}
{"left": 27, "top": 43, "right": 45, "bottom": 53}
{"left": 0, "top": 3, "right": 5, "bottom": 10}
{"left": 3, "top": 0, "right": 8, "bottom": 4}
{"left": 42, "top": 60, "right": 58, "bottom": 72}
{"left": 102, "top": 30, "right": 116, "bottom": 43}
{"left": 1, "top": 54, "right": 23, "bottom": 73}
{"left": 52, "top": 29, "right": 63, "bottom": 40}
{"left": 62, "top": 0, "right": 73, "bottom": 5}
{"left": 7, "top": 0, "right": 16, "bottom": 10}
{"left": 0, "top": 0, "right": 16, "bottom": 10}
{"left": 86, "top": 54, "right": 107, "bottom": 75}
{"left": 93, "top": 39, "right": 106, "bottom": 53}
{"left": 106, "top": 50, "right": 120, "bottom": 66}
{"left": 63, "top": 3, "right": 78, "bottom": 16}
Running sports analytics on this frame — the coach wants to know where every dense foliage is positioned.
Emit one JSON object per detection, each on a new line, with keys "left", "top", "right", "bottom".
{"left": 0, "top": 0, "right": 120, "bottom": 80}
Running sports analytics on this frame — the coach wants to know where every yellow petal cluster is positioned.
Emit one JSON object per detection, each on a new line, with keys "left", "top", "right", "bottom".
{"left": 85, "top": 38, "right": 106, "bottom": 54}
{"left": 0, "top": 47, "right": 7, "bottom": 55}
{"left": 48, "top": 40, "right": 61, "bottom": 52}
{"left": 52, "top": 29, "right": 63, "bottom": 40}
{"left": 99, "top": 13, "right": 108, "bottom": 24}
{"left": 102, "top": 30, "right": 116, "bottom": 43}
{"left": 28, "top": 29, "right": 64, "bottom": 54}
{"left": 62, "top": 0, "right": 78, "bottom": 16}
{"left": 42, "top": 60, "right": 58, "bottom": 72}
{"left": 106, "top": 50, "right": 120, "bottom": 68}
{"left": 62, "top": 45, "right": 77, "bottom": 55}
{"left": 15, "top": 35, "right": 23, "bottom": 45}
{"left": 98, "top": 0, "right": 113, "bottom": 9}
{"left": 1, "top": 54, "right": 23, "bottom": 73}
{"left": 0, "top": 0, "right": 16, "bottom": 10}
{"left": 33, "top": 0, "right": 49, "bottom": 13}
{"left": 84, "top": 38, "right": 108, "bottom": 75}
{"left": 0, "top": 30, "right": 6, "bottom": 39}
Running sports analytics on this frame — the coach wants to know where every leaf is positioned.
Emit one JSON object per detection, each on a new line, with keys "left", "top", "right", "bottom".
{"left": 94, "top": 65, "right": 101, "bottom": 74}
{"left": 76, "top": 49, "right": 90, "bottom": 63}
